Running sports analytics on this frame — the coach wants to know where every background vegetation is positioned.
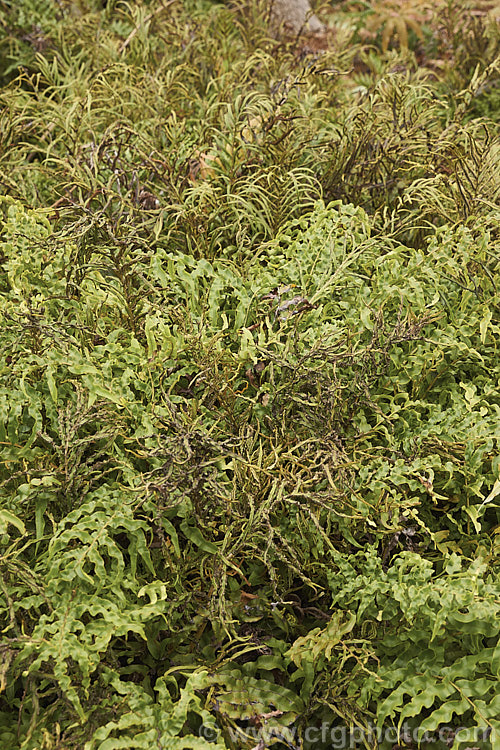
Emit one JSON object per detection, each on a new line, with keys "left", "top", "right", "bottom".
{"left": 0, "top": 0, "right": 499, "bottom": 748}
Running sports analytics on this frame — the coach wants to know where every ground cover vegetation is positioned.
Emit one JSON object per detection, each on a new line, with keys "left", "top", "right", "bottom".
{"left": 0, "top": 0, "right": 499, "bottom": 748}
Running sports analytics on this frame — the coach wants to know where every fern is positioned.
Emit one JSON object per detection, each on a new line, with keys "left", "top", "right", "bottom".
{"left": 0, "top": 3, "right": 499, "bottom": 748}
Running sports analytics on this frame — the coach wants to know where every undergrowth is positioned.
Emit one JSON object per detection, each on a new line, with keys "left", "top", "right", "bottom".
{"left": 0, "top": 0, "right": 499, "bottom": 748}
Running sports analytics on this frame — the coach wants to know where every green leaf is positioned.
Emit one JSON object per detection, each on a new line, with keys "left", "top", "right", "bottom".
{"left": 480, "top": 309, "right": 492, "bottom": 344}
{"left": 180, "top": 521, "right": 218, "bottom": 555}
{"left": 0, "top": 510, "right": 26, "bottom": 535}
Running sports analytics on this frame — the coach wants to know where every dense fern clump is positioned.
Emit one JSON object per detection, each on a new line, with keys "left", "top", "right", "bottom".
{"left": 0, "top": 1, "right": 499, "bottom": 748}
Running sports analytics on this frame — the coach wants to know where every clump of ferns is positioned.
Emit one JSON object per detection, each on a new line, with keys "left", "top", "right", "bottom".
{"left": 344, "top": 0, "right": 438, "bottom": 52}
